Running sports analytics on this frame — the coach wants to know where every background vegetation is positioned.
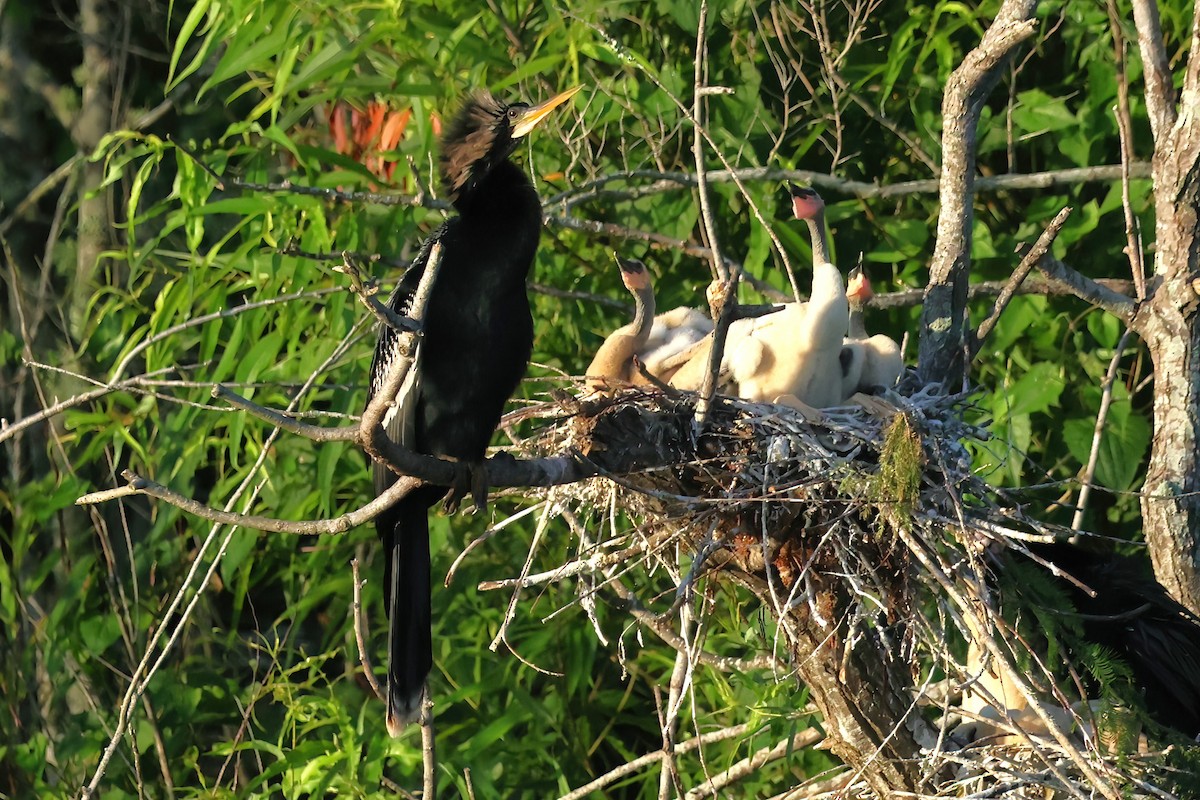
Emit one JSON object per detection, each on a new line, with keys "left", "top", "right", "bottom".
{"left": 0, "top": 0, "right": 1181, "bottom": 796}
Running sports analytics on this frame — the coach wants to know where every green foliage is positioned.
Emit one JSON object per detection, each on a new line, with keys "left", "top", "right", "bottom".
{"left": 3, "top": 0, "right": 1188, "bottom": 795}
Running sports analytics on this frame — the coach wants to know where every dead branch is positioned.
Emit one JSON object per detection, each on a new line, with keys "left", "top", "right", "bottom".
{"left": 351, "top": 557, "right": 385, "bottom": 701}
{"left": 542, "top": 163, "right": 1151, "bottom": 211}
{"left": 971, "top": 205, "right": 1073, "bottom": 359}
{"left": 1130, "top": 0, "right": 1176, "bottom": 144}
{"left": 557, "top": 722, "right": 758, "bottom": 800}
{"left": 1071, "top": 328, "right": 1134, "bottom": 530}
{"left": 691, "top": 1, "right": 725, "bottom": 284}
{"left": 683, "top": 727, "right": 823, "bottom": 800}
{"left": 334, "top": 251, "right": 420, "bottom": 334}
{"left": 1034, "top": 256, "right": 1138, "bottom": 324}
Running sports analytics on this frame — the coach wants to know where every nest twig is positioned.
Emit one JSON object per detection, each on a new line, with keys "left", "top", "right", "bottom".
{"left": 478, "top": 379, "right": 1181, "bottom": 799}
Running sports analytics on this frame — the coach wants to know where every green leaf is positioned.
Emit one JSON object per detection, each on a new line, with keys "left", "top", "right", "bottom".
{"left": 994, "top": 362, "right": 1063, "bottom": 419}
{"left": 1063, "top": 403, "right": 1151, "bottom": 492}
{"left": 167, "top": 0, "right": 213, "bottom": 88}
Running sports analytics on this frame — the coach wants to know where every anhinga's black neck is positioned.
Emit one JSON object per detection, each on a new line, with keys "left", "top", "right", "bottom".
{"left": 450, "top": 158, "right": 539, "bottom": 222}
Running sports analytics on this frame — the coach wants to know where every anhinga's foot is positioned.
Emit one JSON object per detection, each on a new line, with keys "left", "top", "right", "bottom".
{"left": 469, "top": 460, "right": 488, "bottom": 514}
{"left": 441, "top": 460, "right": 473, "bottom": 515}
{"left": 441, "top": 460, "right": 490, "bottom": 515}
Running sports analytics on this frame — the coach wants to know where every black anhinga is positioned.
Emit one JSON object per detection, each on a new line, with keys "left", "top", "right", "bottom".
{"left": 1027, "top": 543, "right": 1200, "bottom": 738}
{"left": 368, "top": 85, "right": 579, "bottom": 735}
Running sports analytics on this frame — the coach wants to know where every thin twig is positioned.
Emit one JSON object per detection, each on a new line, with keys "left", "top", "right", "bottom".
{"left": 213, "top": 385, "right": 358, "bottom": 441}
{"left": 683, "top": 728, "right": 823, "bottom": 800}
{"left": 606, "top": 577, "right": 782, "bottom": 673}
{"left": 489, "top": 493, "right": 556, "bottom": 652}
{"left": 421, "top": 693, "right": 437, "bottom": 799}
{"left": 1034, "top": 256, "right": 1138, "bottom": 324}
{"left": 542, "top": 163, "right": 1151, "bottom": 210}
{"left": 1106, "top": 0, "right": 1148, "bottom": 301}
{"left": 77, "top": 468, "right": 420, "bottom": 534}
{"left": 691, "top": 0, "right": 724, "bottom": 284}
{"left": 971, "top": 206, "right": 1073, "bottom": 359}
{"left": 336, "top": 251, "right": 420, "bottom": 333}
{"left": 1072, "top": 327, "right": 1134, "bottom": 531}
{"left": 351, "top": 558, "right": 385, "bottom": 700}
{"left": 556, "top": 723, "right": 758, "bottom": 800}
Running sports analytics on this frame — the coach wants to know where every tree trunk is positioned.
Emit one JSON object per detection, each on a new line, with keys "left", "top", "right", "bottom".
{"left": 1139, "top": 118, "right": 1200, "bottom": 614}
{"left": 70, "top": 0, "right": 112, "bottom": 338}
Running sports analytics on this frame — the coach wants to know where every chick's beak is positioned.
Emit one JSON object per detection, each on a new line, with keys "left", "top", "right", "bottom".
{"left": 511, "top": 86, "right": 582, "bottom": 138}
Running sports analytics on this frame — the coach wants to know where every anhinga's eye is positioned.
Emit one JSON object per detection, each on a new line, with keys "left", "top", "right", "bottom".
{"left": 507, "top": 107, "right": 519, "bottom": 119}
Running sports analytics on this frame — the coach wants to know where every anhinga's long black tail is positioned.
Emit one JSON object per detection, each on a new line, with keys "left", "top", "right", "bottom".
{"left": 382, "top": 494, "right": 432, "bottom": 736}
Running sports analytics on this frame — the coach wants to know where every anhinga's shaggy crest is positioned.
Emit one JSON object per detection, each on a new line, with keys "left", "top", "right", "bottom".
{"left": 368, "top": 85, "right": 579, "bottom": 735}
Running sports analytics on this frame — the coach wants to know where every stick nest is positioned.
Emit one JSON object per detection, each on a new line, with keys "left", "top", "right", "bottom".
{"left": 495, "top": 382, "right": 1185, "bottom": 799}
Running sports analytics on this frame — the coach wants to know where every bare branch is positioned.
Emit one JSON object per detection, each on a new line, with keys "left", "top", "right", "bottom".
{"left": 971, "top": 206, "right": 1073, "bottom": 359}
{"left": 334, "top": 252, "right": 419, "bottom": 334}
{"left": 1072, "top": 327, "right": 1134, "bottom": 530}
{"left": 108, "top": 287, "right": 343, "bottom": 384}
{"left": 77, "top": 469, "right": 420, "bottom": 534}
{"left": 350, "top": 557, "right": 385, "bottom": 701}
{"left": 606, "top": 577, "right": 782, "bottom": 673}
{"left": 864, "top": 275, "right": 1136, "bottom": 311}
{"left": 557, "top": 723, "right": 757, "bottom": 800}
{"left": 2, "top": 384, "right": 121, "bottom": 444}
{"left": 214, "top": 384, "right": 359, "bottom": 442}
{"left": 1034, "top": 256, "right": 1138, "bottom": 324}
{"left": 1107, "top": 0, "right": 1149, "bottom": 300}
{"left": 421, "top": 696, "right": 436, "bottom": 800}
{"left": 543, "top": 163, "right": 1150, "bottom": 211}
{"left": 683, "top": 728, "right": 823, "bottom": 800}
{"left": 691, "top": 0, "right": 725, "bottom": 284}
{"left": 696, "top": 272, "right": 742, "bottom": 425}
{"left": 1130, "top": 0, "right": 1177, "bottom": 143}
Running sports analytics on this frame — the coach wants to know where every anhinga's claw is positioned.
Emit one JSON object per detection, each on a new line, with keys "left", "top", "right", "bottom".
{"left": 441, "top": 461, "right": 473, "bottom": 515}
{"left": 441, "top": 460, "right": 490, "bottom": 515}
{"left": 470, "top": 463, "right": 489, "bottom": 514}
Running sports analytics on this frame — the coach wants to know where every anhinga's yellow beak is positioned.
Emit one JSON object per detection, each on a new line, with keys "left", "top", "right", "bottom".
{"left": 511, "top": 85, "right": 582, "bottom": 138}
